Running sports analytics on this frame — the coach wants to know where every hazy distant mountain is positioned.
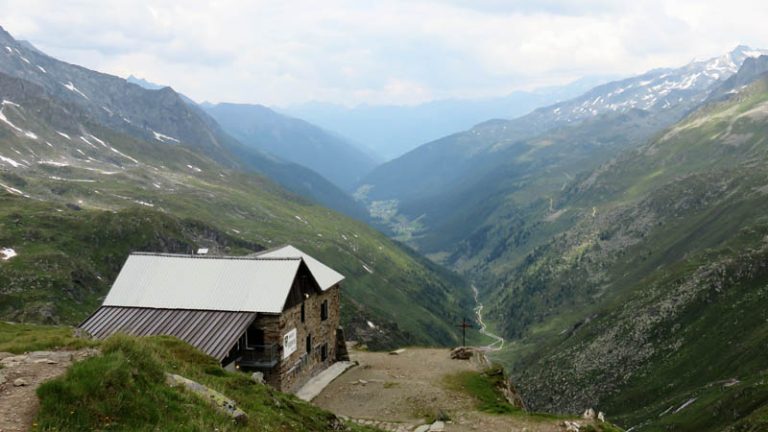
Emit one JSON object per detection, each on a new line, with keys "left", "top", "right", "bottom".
{"left": 280, "top": 76, "right": 613, "bottom": 160}
{"left": 204, "top": 103, "right": 379, "bottom": 190}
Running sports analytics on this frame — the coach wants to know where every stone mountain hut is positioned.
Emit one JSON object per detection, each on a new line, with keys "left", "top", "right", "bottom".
{"left": 79, "top": 245, "right": 345, "bottom": 392}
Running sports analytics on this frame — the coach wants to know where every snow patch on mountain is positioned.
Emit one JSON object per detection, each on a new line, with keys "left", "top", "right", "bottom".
{"left": 87, "top": 134, "right": 109, "bottom": 148}
{"left": 0, "top": 108, "right": 23, "bottom": 133}
{"left": 153, "top": 131, "right": 180, "bottom": 143}
{"left": 39, "top": 160, "right": 70, "bottom": 167}
{"left": 62, "top": 81, "right": 90, "bottom": 100}
{"left": 0, "top": 247, "right": 17, "bottom": 261}
{"left": 107, "top": 146, "right": 140, "bottom": 164}
{"left": 0, "top": 181, "right": 27, "bottom": 196}
{"left": 0, "top": 154, "right": 25, "bottom": 168}
{"left": 80, "top": 136, "right": 98, "bottom": 149}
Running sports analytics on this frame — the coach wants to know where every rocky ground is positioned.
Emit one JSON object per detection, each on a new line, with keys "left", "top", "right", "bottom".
{"left": 0, "top": 349, "right": 98, "bottom": 432}
{"left": 313, "top": 347, "right": 601, "bottom": 432}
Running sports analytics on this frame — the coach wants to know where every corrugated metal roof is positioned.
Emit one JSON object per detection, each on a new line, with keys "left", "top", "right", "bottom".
{"left": 103, "top": 253, "right": 302, "bottom": 313}
{"left": 80, "top": 306, "right": 255, "bottom": 360}
{"left": 254, "top": 245, "right": 345, "bottom": 290}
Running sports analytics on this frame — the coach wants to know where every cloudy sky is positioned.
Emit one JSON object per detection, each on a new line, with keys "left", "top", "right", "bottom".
{"left": 2, "top": 0, "right": 767, "bottom": 107}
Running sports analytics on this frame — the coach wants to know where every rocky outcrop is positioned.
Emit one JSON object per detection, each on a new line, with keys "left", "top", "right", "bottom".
{"left": 450, "top": 347, "right": 474, "bottom": 360}
{"left": 165, "top": 373, "right": 247, "bottom": 424}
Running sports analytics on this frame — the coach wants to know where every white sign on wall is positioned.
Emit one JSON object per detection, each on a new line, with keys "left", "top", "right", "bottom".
{"left": 283, "top": 328, "right": 297, "bottom": 359}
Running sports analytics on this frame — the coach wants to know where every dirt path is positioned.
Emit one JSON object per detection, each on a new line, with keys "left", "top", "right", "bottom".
{"left": 313, "top": 348, "right": 586, "bottom": 432}
{"left": 0, "top": 349, "right": 97, "bottom": 432}
{"left": 472, "top": 285, "right": 504, "bottom": 352}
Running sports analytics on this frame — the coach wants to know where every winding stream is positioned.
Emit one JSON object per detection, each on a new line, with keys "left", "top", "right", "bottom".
{"left": 472, "top": 285, "right": 504, "bottom": 351}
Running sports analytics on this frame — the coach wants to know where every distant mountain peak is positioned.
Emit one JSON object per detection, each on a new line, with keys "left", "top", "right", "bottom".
{"left": 126, "top": 75, "right": 167, "bottom": 91}
{"left": 534, "top": 45, "right": 768, "bottom": 125}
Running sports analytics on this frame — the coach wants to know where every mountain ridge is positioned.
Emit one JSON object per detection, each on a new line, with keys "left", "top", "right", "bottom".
{"left": 204, "top": 102, "right": 379, "bottom": 191}
{"left": 0, "top": 24, "right": 367, "bottom": 221}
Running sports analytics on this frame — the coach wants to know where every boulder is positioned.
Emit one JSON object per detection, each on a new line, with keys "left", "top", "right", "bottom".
{"left": 428, "top": 420, "right": 445, "bottom": 431}
{"left": 582, "top": 408, "right": 596, "bottom": 419}
{"left": 166, "top": 373, "right": 247, "bottom": 424}
{"left": 598, "top": 411, "right": 606, "bottom": 422}
{"left": 251, "top": 372, "right": 264, "bottom": 384}
{"left": 450, "top": 347, "right": 473, "bottom": 360}
{"left": 13, "top": 378, "right": 28, "bottom": 387}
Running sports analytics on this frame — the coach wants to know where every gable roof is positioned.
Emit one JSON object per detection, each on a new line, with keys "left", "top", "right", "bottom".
{"left": 102, "top": 253, "right": 306, "bottom": 314}
{"left": 253, "top": 245, "right": 345, "bottom": 290}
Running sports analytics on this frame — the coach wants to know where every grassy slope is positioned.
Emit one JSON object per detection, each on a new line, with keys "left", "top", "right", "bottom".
{"left": 473, "top": 77, "right": 768, "bottom": 430}
{"left": 34, "top": 334, "right": 379, "bottom": 432}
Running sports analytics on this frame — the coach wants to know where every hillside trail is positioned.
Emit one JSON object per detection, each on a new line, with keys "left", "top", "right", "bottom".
{"left": 0, "top": 349, "right": 98, "bottom": 432}
{"left": 472, "top": 285, "right": 504, "bottom": 352}
{"left": 313, "top": 347, "right": 592, "bottom": 432}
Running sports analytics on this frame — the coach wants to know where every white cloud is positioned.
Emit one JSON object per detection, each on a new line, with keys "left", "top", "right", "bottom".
{"left": 1, "top": 0, "right": 767, "bottom": 106}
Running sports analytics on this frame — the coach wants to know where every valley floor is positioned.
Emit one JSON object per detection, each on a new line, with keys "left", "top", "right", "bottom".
{"left": 312, "top": 347, "right": 600, "bottom": 432}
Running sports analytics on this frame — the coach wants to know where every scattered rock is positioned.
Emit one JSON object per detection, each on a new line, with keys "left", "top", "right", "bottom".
{"left": 582, "top": 408, "right": 595, "bottom": 419}
{"left": 389, "top": 348, "right": 406, "bottom": 355}
{"left": 563, "top": 420, "right": 581, "bottom": 431}
{"left": 0, "top": 355, "right": 27, "bottom": 367}
{"left": 597, "top": 411, "right": 606, "bottom": 422}
{"left": 13, "top": 378, "right": 28, "bottom": 387}
{"left": 0, "top": 372, "right": 5, "bottom": 385}
{"left": 251, "top": 372, "right": 264, "bottom": 384}
{"left": 413, "top": 426, "right": 430, "bottom": 432}
{"left": 428, "top": 421, "right": 445, "bottom": 431}
{"left": 450, "top": 347, "right": 473, "bottom": 360}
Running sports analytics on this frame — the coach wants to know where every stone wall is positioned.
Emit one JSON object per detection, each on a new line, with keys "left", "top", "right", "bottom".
{"left": 253, "top": 283, "right": 341, "bottom": 391}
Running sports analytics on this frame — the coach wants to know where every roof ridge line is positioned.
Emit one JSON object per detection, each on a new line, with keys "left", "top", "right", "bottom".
{"left": 130, "top": 252, "right": 302, "bottom": 261}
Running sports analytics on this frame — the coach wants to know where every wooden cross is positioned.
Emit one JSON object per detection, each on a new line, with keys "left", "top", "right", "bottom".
{"left": 457, "top": 318, "right": 472, "bottom": 347}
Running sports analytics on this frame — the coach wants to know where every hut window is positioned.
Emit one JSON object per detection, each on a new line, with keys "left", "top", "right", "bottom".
{"left": 301, "top": 302, "right": 305, "bottom": 322}
{"left": 306, "top": 334, "right": 312, "bottom": 354}
{"left": 246, "top": 327, "right": 264, "bottom": 349}
{"left": 321, "top": 343, "right": 328, "bottom": 361}
{"left": 320, "top": 300, "right": 329, "bottom": 321}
